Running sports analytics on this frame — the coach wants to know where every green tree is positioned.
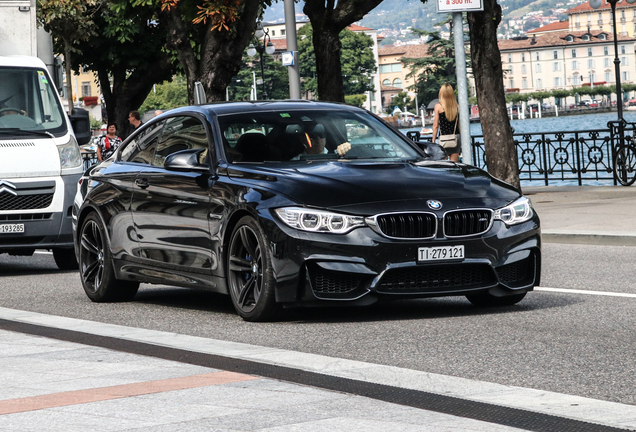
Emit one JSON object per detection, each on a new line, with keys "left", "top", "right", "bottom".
{"left": 551, "top": 89, "right": 571, "bottom": 107}
{"left": 303, "top": 0, "right": 385, "bottom": 102}
{"left": 37, "top": 0, "right": 101, "bottom": 114}
{"left": 70, "top": 1, "right": 175, "bottom": 136}
{"left": 344, "top": 94, "right": 367, "bottom": 107}
{"left": 227, "top": 51, "right": 289, "bottom": 101}
{"left": 138, "top": 0, "right": 265, "bottom": 103}
{"left": 139, "top": 77, "right": 189, "bottom": 113}
{"left": 505, "top": 93, "right": 529, "bottom": 104}
{"left": 403, "top": 24, "right": 458, "bottom": 105}
{"left": 340, "top": 29, "right": 377, "bottom": 95}
{"left": 391, "top": 91, "right": 412, "bottom": 112}
{"left": 298, "top": 24, "right": 376, "bottom": 98}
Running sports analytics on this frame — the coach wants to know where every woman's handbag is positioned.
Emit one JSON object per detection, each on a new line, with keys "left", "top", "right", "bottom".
{"left": 438, "top": 118, "right": 459, "bottom": 149}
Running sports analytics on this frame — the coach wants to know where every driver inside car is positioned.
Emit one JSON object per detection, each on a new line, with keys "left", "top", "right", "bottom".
{"left": 301, "top": 124, "right": 351, "bottom": 157}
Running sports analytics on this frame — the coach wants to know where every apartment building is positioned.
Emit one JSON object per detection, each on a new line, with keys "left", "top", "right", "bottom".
{"left": 378, "top": 44, "right": 428, "bottom": 111}
{"left": 568, "top": 1, "right": 636, "bottom": 36}
{"left": 499, "top": 29, "right": 636, "bottom": 95}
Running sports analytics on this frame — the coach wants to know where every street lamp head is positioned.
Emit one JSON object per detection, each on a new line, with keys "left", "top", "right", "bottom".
{"left": 589, "top": 0, "right": 602, "bottom": 9}
{"left": 265, "top": 41, "right": 275, "bottom": 55}
{"left": 247, "top": 43, "right": 257, "bottom": 57}
{"left": 626, "top": 0, "right": 636, "bottom": 5}
{"left": 255, "top": 21, "right": 264, "bottom": 39}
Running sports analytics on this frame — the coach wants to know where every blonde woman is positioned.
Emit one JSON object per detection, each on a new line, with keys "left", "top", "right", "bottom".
{"left": 431, "top": 84, "right": 460, "bottom": 162}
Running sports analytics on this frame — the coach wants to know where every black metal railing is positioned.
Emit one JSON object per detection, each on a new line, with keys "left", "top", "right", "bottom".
{"left": 405, "top": 123, "right": 636, "bottom": 185}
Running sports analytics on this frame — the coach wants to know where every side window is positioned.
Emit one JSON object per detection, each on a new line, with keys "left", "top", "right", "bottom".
{"left": 119, "top": 121, "right": 164, "bottom": 165}
{"left": 153, "top": 116, "right": 209, "bottom": 167}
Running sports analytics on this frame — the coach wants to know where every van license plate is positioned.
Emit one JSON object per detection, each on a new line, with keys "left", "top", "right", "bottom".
{"left": 0, "top": 224, "right": 25, "bottom": 234}
{"left": 418, "top": 245, "right": 464, "bottom": 261}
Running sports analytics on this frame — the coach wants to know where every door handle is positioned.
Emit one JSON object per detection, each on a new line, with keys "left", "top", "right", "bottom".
{"left": 135, "top": 178, "right": 149, "bottom": 189}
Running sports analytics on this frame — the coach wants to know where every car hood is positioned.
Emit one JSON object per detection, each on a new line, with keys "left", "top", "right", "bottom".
{"left": 227, "top": 160, "right": 521, "bottom": 212}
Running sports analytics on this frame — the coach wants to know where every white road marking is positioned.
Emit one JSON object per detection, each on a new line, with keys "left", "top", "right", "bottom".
{"left": 536, "top": 286, "right": 636, "bottom": 298}
{"left": 33, "top": 251, "right": 52, "bottom": 255}
{"left": 0, "top": 306, "right": 634, "bottom": 431}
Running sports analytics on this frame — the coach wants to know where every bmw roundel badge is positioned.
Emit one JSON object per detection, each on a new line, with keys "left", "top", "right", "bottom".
{"left": 427, "top": 200, "right": 442, "bottom": 210}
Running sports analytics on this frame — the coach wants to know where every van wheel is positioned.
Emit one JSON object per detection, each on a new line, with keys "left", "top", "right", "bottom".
{"left": 79, "top": 212, "right": 139, "bottom": 302}
{"left": 52, "top": 248, "right": 78, "bottom": 270}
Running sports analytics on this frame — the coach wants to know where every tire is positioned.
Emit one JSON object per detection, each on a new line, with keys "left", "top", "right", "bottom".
{"left": 78, "top": 212, "right": 139, "bottom": 302}
{"left": 52, "top": 248, "right": 78, "bottom": 270}
{"left": 466, "top": 291, "right": 527, "bottom": 307}
{"left": 227, "top": 216, "right": 279, "bottom": 321}
{"left": 613, "top": 144, "right": 636, "bottom": 186}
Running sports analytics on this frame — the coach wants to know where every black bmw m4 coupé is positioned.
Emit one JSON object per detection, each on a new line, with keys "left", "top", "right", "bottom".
{"left": 73, "top": 101, "right": 540, "bottom": 321}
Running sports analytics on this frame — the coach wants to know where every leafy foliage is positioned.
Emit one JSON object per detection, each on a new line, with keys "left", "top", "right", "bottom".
{"left": 227, "top": 50, "right": 290, "bottom": 101}
{"left": 139, "top": 76, "right": 189, "bottom": 112}
{"left": 344, "top": 94, "right": 367, "bottom": 107}
{"left": 298, "top": 24, "right": 376, "bottom": 98}
{"left": 403, "top": 17, "right": 471, "bottom": 106}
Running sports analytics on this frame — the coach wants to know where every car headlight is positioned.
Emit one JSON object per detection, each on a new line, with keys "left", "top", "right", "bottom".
{"left": 275, "top": 207, "right": 366, "bottom": 234}
{"left": 494, "top": 196, "right": 534, "bottom": 225}
{"left": 57, "top": 134, "right": 82, "bottom": 169}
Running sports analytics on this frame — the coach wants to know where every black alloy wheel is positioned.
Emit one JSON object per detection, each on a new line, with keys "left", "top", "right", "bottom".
{"left": 227, "top": 216, "right": 278, "bottom": 321}
{"left": 79, "top": 213, "right": 139, "bottom": 302}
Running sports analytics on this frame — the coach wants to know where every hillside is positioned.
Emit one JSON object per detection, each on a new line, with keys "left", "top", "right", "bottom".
{"left": 262, "top": 0, "right": 579, "bottom": 45}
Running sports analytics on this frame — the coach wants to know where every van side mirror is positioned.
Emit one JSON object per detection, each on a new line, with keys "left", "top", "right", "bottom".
{"left": 54, "top": 57, "right": 64, "bottom": 93}
{"left": 69, "top": 107, "right": 91, "bottom": 145}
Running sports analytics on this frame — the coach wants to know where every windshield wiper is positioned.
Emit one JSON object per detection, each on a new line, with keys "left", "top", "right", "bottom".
{"left": 0, "top": 128, "right": 54, "bottom": 138}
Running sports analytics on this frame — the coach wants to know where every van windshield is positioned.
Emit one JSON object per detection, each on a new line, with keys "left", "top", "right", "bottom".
{"left": 0, "top": 67, "right": 67, "bottom": 136}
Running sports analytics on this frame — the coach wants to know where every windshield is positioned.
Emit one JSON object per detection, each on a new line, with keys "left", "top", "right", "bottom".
{"left": 0, "top": 67, "right": 67, "bottom": 136}
{"left": 217, "top": 109, "right": 420, "bottom": 163}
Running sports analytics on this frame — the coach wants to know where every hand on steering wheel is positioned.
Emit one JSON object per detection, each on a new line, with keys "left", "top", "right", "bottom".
{"left": 0, "top": 108, "right": 25, "bottom": 116}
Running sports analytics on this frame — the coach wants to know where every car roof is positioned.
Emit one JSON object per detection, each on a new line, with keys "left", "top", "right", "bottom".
{"left": 163, "top": 100, "right": 364, "bottom": 117}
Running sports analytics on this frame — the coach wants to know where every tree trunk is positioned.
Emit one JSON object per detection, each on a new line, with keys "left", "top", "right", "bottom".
{"left": 64, "top": 40, "right": 73, "bottom": 115}
{"left": 468, "top": 0, "right": 520, "bottom": 189}
{"left": 98, "top": 54, "right": 172, "bottom": 138}
{"left": 162, "top": 0, "right": 261, "bottom": 104}
{"left": 311, "top": 20, "right": 344, "bottom": 102}
{"left": 302, "top": 0, "right": 384, "bottom": 103}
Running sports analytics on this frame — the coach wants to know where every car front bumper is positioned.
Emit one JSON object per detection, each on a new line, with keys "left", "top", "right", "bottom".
{"left": 261, "top": 214, "right": 541, "bottom": 306}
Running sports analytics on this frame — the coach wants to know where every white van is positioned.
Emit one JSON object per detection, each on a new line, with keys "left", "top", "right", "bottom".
{"left": 0, "top": 55, "right": 88, "bottom": 269}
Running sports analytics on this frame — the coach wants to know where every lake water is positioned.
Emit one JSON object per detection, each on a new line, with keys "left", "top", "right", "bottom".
{"left": 402, "top": 111, "right": 634, "bottom": 187}
{"left": 403, "top": 110, "right": 636, "bottom": 136}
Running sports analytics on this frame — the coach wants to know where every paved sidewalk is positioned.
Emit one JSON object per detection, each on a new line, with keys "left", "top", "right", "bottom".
{"left": 1, "top": 308, "right": 635, "bottom": 432}
{"left": 0, "top": 327, "right": 526, "bottom": 432}
{"left": 526, "top": 185, "right": 636, "bottom": 245}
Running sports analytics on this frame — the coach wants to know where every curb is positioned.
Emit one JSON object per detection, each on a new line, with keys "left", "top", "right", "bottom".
{"left": 542, "top": 232, "right": 636, "bottom": 247}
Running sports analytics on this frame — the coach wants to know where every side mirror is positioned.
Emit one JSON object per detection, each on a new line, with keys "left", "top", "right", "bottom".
{"left": 69, "top": 107, "right": 91, "bottom": 145}
{"left": 416, "top": 141, "right": 446, "bottom": 161}
{"left": 164, "top": 148, "right": 210, "bottom": 172}
{"left": 54, "top": 57, "right": 64, "bottom": 93}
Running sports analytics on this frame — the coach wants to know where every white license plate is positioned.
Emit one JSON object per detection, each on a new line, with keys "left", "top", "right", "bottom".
{"left": 418, "top": 245, "right": 464, "bottom": 261}
{"left": 0, "top": 224, "right": 25, "bottom": 234}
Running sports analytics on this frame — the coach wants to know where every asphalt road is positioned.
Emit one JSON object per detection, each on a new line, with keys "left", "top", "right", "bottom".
{"left": 1, "top": 243, "right": 635, "bottom": 406}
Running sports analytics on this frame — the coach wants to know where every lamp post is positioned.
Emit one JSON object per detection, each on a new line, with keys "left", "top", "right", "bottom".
{"left": 590, "top": 0, "right": 636, "bottom": 120}
{"left": 247, "top": 21, "right": 275, "bottom": 100}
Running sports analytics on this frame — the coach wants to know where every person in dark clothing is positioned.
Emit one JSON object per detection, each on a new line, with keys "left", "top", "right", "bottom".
{"left": 432, "top": 84, "right": 460, "bottom": 162}
{"left": 127, "top": 110, "right": 143, "bottom": 137}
